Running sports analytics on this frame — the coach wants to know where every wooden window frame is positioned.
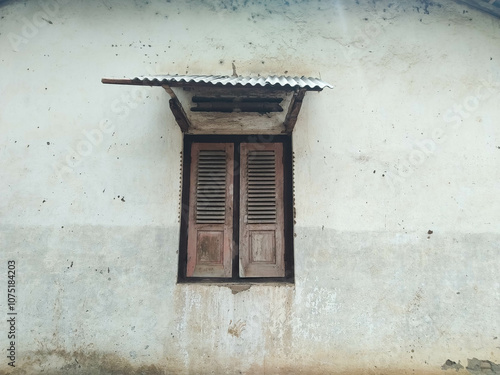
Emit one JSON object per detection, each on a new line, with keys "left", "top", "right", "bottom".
{"left": 178, "top": 134, "right": 294, "bottom": 284}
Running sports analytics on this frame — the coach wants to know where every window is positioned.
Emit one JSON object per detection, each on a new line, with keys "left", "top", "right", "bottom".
{"left": 178, "top": 135, "right": 294, "bottom": 283}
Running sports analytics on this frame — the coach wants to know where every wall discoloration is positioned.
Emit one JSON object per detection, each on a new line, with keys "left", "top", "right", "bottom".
{"left": 1, "top": 0, "right": 500, "bottom": 374}
{"left": 442, "top": 359, "right": 464, "bottom": 371}
{"left": 1, "top": 226, "right": 497, "bottom": 374}
{"left": 228, "top": 319, "right": 247, "bottom": 337}
{"left": 229, "top": 284, "right": 252, "bottom": 294}
{"left": 466, "top": 358, "right": 500, "bottom": 374}
{"left": 0, "top": 349, "right": 166, "bottom": 375}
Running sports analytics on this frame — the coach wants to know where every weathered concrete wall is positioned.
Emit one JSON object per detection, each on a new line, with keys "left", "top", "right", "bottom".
{"left": 1, "top": 0, "right": 499, "bottom": 374}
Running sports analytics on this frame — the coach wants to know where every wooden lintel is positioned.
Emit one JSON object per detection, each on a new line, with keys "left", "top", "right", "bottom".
{"left": 163, "top": 85, "right": 191, "bottom": 133}
{"left": 283, "top": 89, "right": 307, "bottom": 133}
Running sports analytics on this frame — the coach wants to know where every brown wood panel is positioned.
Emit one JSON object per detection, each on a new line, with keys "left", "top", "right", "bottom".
{"left": 187, "top": 143, "right": 233, "bottom": 277}
{"left": 239, "top": 143, "right": 285, "bottom": 277}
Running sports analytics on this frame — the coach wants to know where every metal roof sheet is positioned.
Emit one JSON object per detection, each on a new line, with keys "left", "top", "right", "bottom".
{"left": 102, "top": 74, "right": 333, "bottom": 90}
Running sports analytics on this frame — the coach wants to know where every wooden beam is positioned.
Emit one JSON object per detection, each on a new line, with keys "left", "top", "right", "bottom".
{"left": 192, "top": 96, "right": 283, "bottom": 103}
{"left": 283, "top": 89, "right": 307, "bottom": 133}
{"left": 163, "top": 85, "right": 191, "bottom": 133}
{"left": 101, "top": 78, "right": 145, "bottom": 85}
{"left": 191, "top": 102, "right": 283, "bottom": 113}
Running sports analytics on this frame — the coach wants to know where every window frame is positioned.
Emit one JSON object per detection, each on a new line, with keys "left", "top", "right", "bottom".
{"left": 177, "top": 134, "right": 294, "bottom": 284}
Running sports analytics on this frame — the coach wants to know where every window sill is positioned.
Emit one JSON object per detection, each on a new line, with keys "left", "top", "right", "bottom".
{"left": 176, "top": 281, "right": 295, "bottom": 294}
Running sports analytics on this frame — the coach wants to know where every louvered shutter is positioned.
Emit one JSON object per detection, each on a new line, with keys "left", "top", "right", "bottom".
{"left": 239, "top": 143, "right": 285, "bottom": 277}
{"left": 187, "top": 143, "right": 233, "bottom": 277}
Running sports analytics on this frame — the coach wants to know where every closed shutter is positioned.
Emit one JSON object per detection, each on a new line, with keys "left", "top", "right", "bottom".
{"left": 239, "top": 143, "right": 285, "bottom": 277}
{"left": 187, "top": 143, "right": 233, "bottom": 277}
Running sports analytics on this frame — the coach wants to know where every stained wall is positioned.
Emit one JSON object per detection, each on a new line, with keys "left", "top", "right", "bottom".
{"left": 1, "top": 0, "right": 499, "bottom": 374}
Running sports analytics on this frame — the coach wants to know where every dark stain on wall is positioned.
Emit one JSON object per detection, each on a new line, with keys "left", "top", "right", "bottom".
{"left": 0, "top": 349, "right": 167, "bottom": 375}
{"left": 441, "top": 359, "right": 464, "bottom": 371}
{"left": 442, "top": 358, "right": 500, "bottom": 374}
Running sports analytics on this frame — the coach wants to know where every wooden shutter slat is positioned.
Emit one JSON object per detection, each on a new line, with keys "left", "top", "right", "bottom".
{"left": 195, "top": 148, "right": 227, "bottom": 225}
{"left": 187, "top": 143, "right": 233, "bottom": 277}
{"left": 239, "top": 143, "right": 285, "bottom": 278}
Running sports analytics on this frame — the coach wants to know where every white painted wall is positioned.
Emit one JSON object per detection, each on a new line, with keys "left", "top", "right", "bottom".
{"left": 1, "top": 0, "right": 499, "bottom": 374}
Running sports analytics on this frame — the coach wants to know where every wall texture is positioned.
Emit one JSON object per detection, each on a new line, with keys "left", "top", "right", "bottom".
{"left": 1, "top": 0, "right": 499, "bottom": 374}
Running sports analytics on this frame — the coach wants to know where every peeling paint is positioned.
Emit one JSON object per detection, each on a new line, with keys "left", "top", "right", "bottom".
{"left": 442, "top": 359, "right": 464, "bottom": 371}
{"left": 466, "top": 358, "right": 500, "bottom": 374}
{"left": 229, "top": 284, "right": 252, "bottom": 294}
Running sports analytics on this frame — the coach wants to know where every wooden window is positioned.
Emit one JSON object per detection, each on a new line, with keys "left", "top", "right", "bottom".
{"left": 178, "top": 135, "right": 294, "bottom": 283}
{"left": 186, "top": 143, "right": 234, "bottom": 277}
{"left": 239, "top": 143, "right": 285, "bottom": 277}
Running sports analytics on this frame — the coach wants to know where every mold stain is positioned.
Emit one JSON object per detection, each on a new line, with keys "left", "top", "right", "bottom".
{"left": 0, "top": 349, "right": 167, "bottom": 375}
{"left": 228, "top": 319, "right": 246, "bottom": 337}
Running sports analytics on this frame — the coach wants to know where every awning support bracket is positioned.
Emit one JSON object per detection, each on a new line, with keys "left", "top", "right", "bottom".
{"left": 163, "top": 85, "right": 191, "bottom": 133}
{"left": 283, "top": 88, "right": 307, "bottom": 133}
{"left": 102, "top": 75, "right": 332, "bottom": 134}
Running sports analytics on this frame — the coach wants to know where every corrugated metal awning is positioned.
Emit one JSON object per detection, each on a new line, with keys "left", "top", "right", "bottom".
{"left": 102, "top": 74, "right": 333, "bottom": 91}
{"left": 101, "top": 73, "right": 332, "bottom": 133}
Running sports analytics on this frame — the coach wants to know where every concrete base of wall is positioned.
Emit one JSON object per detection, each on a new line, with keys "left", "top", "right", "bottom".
{"left": 1, "top": 225, "right": 498, "bottom": 374}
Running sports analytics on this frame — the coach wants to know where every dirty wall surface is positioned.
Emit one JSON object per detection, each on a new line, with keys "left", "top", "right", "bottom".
{"left": 0, "top": 0, "right": 499, "bottom": 374}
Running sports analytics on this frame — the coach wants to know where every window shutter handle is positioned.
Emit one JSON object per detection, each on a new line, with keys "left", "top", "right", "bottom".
{"left": 244, "top": 214, "right": 248, "bottom": 224}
